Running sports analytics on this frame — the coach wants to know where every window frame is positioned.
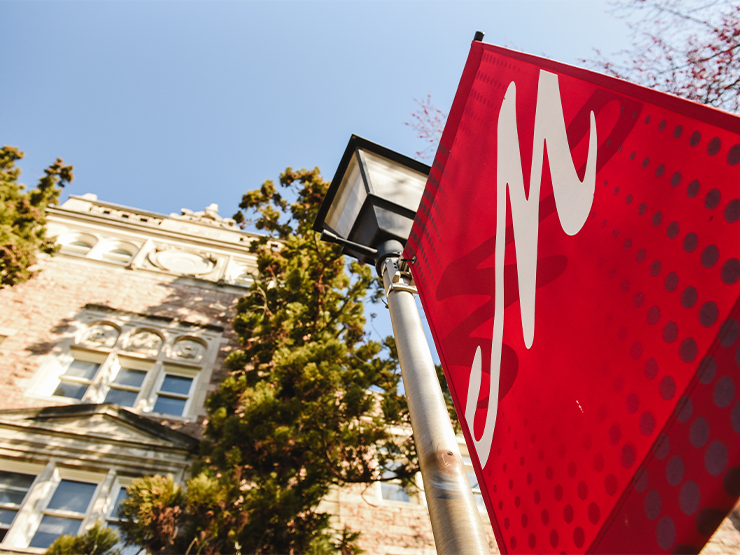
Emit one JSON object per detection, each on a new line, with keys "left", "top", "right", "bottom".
{"left": 51, "top": 351, "right": 108, "bottom": 402}
{"left": 104, "top": 478, "right": 141, "bottom": 555}
{"left": 227, "top": 263, "right": 255, "bottom": 287}
{"left": 148, "top": 363, "right": 200, "bottom": 419}
{"left": 49, "top": 349, "right": 167, "bottom": 415}
{"left": 378, "top": 480, "right": 412, "bottom": 504}
{"left": 375, "top": 448, "right": 417, "bottom": 505}
{"left": 105, "top": 480, "right": 129, "bottom": 527}
{"left": 27, "top": 467, "right": 104, "bottom": 551}
{"left": 57, "top": 232, "right": 98, "bottom": 257}
{"left": 0, "top": 462, "right": 147, "bottom": 554}
{"left": 461, "top": 454, "right": 487, "bottom": 511}
{"left": 92, "top": 240, "right": 139, "bottom": 266}
{"left": 0, "top": 468, "right": 39, "bottom": 543}
{"left": 101, "top": 248, "right": 134, "bottom": 265}
{"left": 100, "top": 356, "right": 157, "bottom": 410}
{"left": 28, "top": 310, "right": 221, "bottom": 422}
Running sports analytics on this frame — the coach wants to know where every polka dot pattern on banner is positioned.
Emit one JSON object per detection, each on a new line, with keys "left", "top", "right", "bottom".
{"left": 594, "top": 247, "right": 740, "bottom": 554}
{"left": 725, "top": 199, "right": 740, "bottom": 223}
{"left": 415, "top": 60, "right": 740, "bottom": 555}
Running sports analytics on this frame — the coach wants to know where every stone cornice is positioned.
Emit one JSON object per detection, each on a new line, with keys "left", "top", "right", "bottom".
{"left": 47, "top": 206, "right": 264, "bottom": 255}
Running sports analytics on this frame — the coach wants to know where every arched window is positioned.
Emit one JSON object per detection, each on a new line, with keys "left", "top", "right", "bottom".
{"left": 58, "top": 233, "right": 97, "bottom": 257}
{"left": 98, "top": 242, "right": 138, "bottom": 265}
{"left": 101, "top": 248, "right": 132, "bottom": 265}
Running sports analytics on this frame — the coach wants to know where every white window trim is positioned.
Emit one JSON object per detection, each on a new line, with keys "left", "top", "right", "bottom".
{"left": 0, "top": 461, "right": 45, "bottom": 547}
{"left": 27, "top": 310, "right": 223, "bottom": 422}
{"left": 377, "top": 480, "right": 415, "bottom": 505}
{"left": 0, "top": 460, "right": 162, "bottom": 555}
{"left": 104, "top": 477, "right": 132, "bottom": 523}
{"left": 57, "top": 232, "right": 99, "bottom": 258}
{"left": 220, "top": 254, "right": 259, "bottom": 287}
{"left": 2, "top": 461, "right": 53, "bottom": 550}
{"left": 374, "top": 450, "right": 419, "bottom": 506}
{"left": 104, "top": 476, "right": 145, "bottom": 555}
{"left": 2, "top": 463, "right": 108, "bottom": 551}
{"left": 27, "top": 467, "right": 106, "bottom": 549}
{"left": 98, "top": 356, "right": 158, "bottom": 411}
{"left": 89, "top": 240, "right": 139, "bottom": 266}
{"left": 147, "top": 364, "right": 200, "bottom": 420}
{"left": 461, "top": 451, "right": 487, "bottom": 512}
{"left": 53, "top": 229, "right": 146, "bottom": 268}
{"left": 0, "top": 462, "right": 138, "bottom": 552}
{"left": 51, "top": 348, "right": 110, "bottom": 402}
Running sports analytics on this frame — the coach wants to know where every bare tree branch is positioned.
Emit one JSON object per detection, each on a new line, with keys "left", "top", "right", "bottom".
{"left": 586, "top": 0, "right": 740, "bottom": 113}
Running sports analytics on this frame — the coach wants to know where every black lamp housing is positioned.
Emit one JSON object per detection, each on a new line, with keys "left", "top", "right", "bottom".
{"left": 313, "top": 135, "right": 430, "bottom": 268}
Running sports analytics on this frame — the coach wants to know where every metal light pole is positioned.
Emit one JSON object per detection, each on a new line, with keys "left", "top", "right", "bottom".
{"left": 314, "top": 136, "right": 490, "bottom": 555}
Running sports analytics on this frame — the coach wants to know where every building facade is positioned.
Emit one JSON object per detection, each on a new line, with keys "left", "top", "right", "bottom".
{"left": 0, "top": 194, "right": 255, "bottom": 553}
{"left": 0, "top": 194, "right": 736, "bottom": 554}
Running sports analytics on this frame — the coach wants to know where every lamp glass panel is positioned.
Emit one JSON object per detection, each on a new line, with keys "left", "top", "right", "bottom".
{"left": 324, "top": 155, "right": 367, "bottom": 239}
{"left": 359, "top": 150, "right": 427, "bottom": 212}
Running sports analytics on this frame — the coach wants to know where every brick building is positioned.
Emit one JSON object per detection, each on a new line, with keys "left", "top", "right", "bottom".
{"left": 0, "top": 194, "right": 462, "bottom": 554}
{"left": 0, "top": 194, "right": 736, "bottom": 554}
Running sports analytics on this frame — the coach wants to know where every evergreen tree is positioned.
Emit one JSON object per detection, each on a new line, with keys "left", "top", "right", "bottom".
{"left": 0, "top": 146, "right": 73, "bottom": 288}
{"left": 45, "top": 521, "right": 121, "bottom": 555}
{"left": 119, "top": 167, "right": 419, "bottom": 554}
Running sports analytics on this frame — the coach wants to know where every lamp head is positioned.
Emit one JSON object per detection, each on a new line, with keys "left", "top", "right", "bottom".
{"left": 313, "top": 135, "right": 429, "bottom": 269}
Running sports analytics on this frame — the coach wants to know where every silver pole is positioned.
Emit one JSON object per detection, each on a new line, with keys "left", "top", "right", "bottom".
{"left": 381, "top": 257, "right": 491, "bottom": 555}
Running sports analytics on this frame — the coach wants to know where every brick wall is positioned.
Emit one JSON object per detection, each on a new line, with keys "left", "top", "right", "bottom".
{"left": 322, "top": 482, "right": 500, "bottom": 555}
{"left": 2, "top": 253, "right": 739, "bottom": 554}
{"left": 0, "top": 254, "right": 243, "bottom": 436}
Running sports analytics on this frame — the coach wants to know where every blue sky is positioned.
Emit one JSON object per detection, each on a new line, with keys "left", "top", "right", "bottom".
{"left": 2, "top": 1, "right": 632, "bottom": 216}
{"left": 1, "top": 0, "right": 633, "bottom": 351}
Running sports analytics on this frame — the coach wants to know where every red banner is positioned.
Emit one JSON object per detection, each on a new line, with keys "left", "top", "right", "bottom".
{"left": 405, "top": 41, "right": 740, "bottom": 553}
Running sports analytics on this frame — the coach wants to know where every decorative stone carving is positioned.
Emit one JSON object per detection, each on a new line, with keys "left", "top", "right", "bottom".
{"left": 171, "top": 338, "right": 205, "bottom": 362}
{"left": 229, "top": 264, "right": 254, "bottom": 286}
{"left": 148, "top": 247, "right": 217, "bottom": 277}
{"left": 170, "top": 204, "right": 237, "bottom": 229}
{"left": 81, "top": 324, "right": 119, "bottom": 348}
{"left": 126, "top": 330, "right": 163, "bottom": 356}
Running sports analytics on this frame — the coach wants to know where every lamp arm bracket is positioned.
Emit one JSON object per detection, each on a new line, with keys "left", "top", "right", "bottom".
{"left": 319, "top": 230, "right": 378, "bottom": 257}
{"left": 382, "top": 257, "right": 417, "bottom": 296}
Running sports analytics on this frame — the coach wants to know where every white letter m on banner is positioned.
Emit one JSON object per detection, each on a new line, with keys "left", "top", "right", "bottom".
{"left": 466, "top": 70, "right": 598, "bottom": 468}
